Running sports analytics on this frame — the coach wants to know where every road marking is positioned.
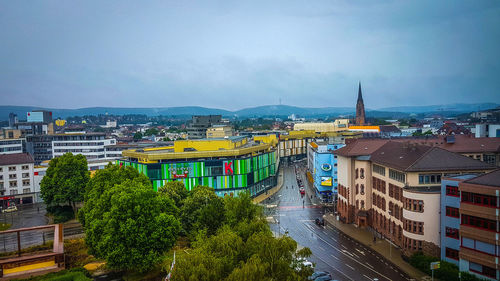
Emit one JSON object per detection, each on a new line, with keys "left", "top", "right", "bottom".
{"left": 366, "top": 263, "right": 374, "bottom": 268}
{"left": 353, "top": 253, "right": 360, "bottom": 258}
{"left": 355, "top": 248, "right": 366, "bottom": 256}
{"left": 312, "top": 230, "right": 396, "bottom": 281}
{"left": 319, "top": 246, "right": 325, "bottom": 251}
{"left": 330, "top": 254, "right": 339, "bottom": 260}
{"left": 363, "top": 274, "right": 372, "bottom": 280}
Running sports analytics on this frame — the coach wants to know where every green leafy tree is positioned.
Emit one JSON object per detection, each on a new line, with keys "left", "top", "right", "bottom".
{"left": 224, "top": 192, "right": 262, "bottom": 228}
{"left": 40, "top": 153, "right": 89, "bottom": 211}
{"left": 180, "top": 186, "right": 225, "bottom": 237}
{"left": 144, "top": 128, "right": 159, "bottom": 136}
{"left": 133, "top": 131, "right": 143, "bottom": 140}
{"left": 158, "top": 181, "right": 189, "bottom": 209}
{"left": 80, "top": 165, "right": 180, "bottom": 271}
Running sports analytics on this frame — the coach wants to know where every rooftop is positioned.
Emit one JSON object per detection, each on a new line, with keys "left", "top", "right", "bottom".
{"left": 0, "top": 153, "right": 34, "bottom": 166}
{"left": 463, "top": 169, "right": 500, "bottom": 188}
{"left": 370, "top": 142, "right": 496, "bottom": 172}
{"left": 334, "top": 139, "right": 388, "bottom": 157}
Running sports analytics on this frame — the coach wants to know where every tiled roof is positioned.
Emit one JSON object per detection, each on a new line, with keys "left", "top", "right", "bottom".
{"left": 370, "top": 142, "right": 496, "bottom": 172}
{"left": 334, "top": 139, "right": 388, "bottom": 157}
{"left": 463, "top": 169, "right": 500, "bottom": 187}
{"left": 0, "top": 153, "right": 34, "bottom": 166}
{"left": 437, "top": 135, "right": 500, "bottom": 153}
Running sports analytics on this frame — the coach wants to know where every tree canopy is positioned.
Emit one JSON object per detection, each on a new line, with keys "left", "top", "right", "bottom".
{"left": 180, "top": 185, "right": 225, "bottom": 237}
{"left": 158, "top": 181, "right": 189, "bottom": 209}
{"left": 80, "top": 165, "right": 180, "bottom": 271}
{"left": 40, "top": 153, "right": 89, "bottom": 210}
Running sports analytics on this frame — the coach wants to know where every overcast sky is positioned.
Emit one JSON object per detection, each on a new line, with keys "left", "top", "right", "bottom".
{"left": 0, "top": 0, "right": 499, "bottom": 110}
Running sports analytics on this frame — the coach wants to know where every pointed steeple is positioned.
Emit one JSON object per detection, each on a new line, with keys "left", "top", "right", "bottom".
{"left": 357, "top": 81, "right": 363, "bottom": 102}
{"left": 355, "top": 82, "right": 366, "bottom": 125}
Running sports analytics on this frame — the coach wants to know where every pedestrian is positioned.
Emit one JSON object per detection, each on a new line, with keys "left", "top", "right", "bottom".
{"left": 373, "top": 236, "right": 376, "bottom": 243}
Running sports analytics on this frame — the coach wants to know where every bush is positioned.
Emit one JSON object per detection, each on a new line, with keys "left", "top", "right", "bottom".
{"left": 408, "top": 252, "right": 487, "bottom": 281}
{"left": 47, "top": 205, "right": 75, "bottom": 223}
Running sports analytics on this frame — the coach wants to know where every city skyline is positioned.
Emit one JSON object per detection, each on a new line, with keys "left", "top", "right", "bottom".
{"left": 1, "top": 1, "right": 499, "bottom": 110}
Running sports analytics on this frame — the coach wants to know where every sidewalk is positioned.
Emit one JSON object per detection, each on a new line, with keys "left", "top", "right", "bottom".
{"left": 253, "top": 165, "right": 284, "bottom": 204}
{"left": 323, "top": 214, "right": 429, "bottom": 281}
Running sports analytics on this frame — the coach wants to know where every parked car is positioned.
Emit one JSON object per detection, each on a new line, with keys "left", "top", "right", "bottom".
{"left": 308, "top": 272, "right": 331, "bottom": 280}
{"left": 315, "top": 218, "right": 324, "bottom": 227}
{"left": 2, "top": 205, "right": 17, "bottom": 213}
{"left": 299, "top": 188, "right": 305, "bottom": 195}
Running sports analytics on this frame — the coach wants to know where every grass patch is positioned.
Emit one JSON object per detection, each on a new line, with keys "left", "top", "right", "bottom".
{"left": 0, "top": 223, "right": 11, "bottom": 231}
{"left": 0, "top": 241, "right": 54, "bottom": 258}
{"left": 12, "top": 268, "right": 91, "bottom": 281}
{"left": 64, "top": 238, "right": 97, "bottom": 268}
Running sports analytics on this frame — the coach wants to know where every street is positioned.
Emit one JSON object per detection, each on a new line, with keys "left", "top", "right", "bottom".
{"left": 267, "top": 162, "right": 411, "bottom": 281}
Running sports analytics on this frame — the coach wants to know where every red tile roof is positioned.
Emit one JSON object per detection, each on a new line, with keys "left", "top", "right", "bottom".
{"left": 334, "top": 139, "right": 388, "bottom": 157}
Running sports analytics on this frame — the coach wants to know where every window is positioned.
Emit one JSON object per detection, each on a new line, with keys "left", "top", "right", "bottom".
{"left": 9, "top": 174, "right": 16, "bottom": 179}
{"left": 461, "top": 214, "right": 496, "bottom": 232}
{"left": 22, "top": 173, "right": 29, "bottom": 178}
{"left": 373, "top": 164, "right": 385, "bottom": 176}
{"left": 23, "top": 188, "right": 30, "bottom": 194}
{"left": 8, "top": 166, "right": 16, "bottom": 171}
{"left": 462, "top": 192, "right": 497, "bottom": 208}
{"left": 360, "top": 168, "right": 365, "bottom": 179}
{"left": 360, "top": 184, "right": 364, "bottom": 195}
{"left": 483, "top": 154, "right": 496, "bottom": 165}
{"left": 445, "top": 248, "right": 459, "bottom": 260}
{"left": 446, "top": 207, "right": 459, "bottom": 218}
{"left": 10, "top": 190, "right": 17, "bottom": 195}
{"left": 404, "top": 198, "right": 424, "bottom": 212}
{"left": 22, "top": 180, "right": 30, "bottom": 186}
{"left": 355, "top": 168, "right": 359, "bottom": 179}
{"left": 469, "top": 262, "right": 496, "bottom": 278}
{"left": 389, "top": 169, "right": 405, "bottom": 183}
{"left": 445, "top": 227, "right": 459, "bottom": 239}
{"left": 418, "top": 174, "right": 442, "bottom": 184}
{"left": 355, "top": 184, "right": 359, "bottom": 195}
{"left": 22, "top": 165, "right": 29, "bottom": 170}
{"left": 445, "top": 186, "right": 459, "bottom": 197}
{"left": 9, "top": 181, "right": 17, "bottom": 188}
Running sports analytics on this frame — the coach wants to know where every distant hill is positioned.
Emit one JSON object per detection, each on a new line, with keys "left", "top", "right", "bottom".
{"left": 0, "top": 102, "right": 498, "bottom": 121}
{"left": 379, "top": 103, "right": 499, "bottom": 114}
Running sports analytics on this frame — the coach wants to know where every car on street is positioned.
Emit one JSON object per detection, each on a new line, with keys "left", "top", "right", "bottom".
{"left": 314, "top": 276, "right": 333, "bottom": 281}
{"left": 308, "top": 272, "right": 331, "bottom": 280}
{"left": 2, "top": 205, "right": 17, "bottom": 213}
{"left": 299, "top": 188, "right": 305, "bottom": 195}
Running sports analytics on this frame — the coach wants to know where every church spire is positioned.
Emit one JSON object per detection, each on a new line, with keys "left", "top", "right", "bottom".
{"left": 357, "top": 81, "right": 363, "bottom": 102}
{"left": 355, "top": 82, "right": 366, "bottom": 125}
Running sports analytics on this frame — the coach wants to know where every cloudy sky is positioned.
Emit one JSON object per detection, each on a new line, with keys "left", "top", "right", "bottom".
{"left": 0, "top": 0, "right": 499, "bottom": 110}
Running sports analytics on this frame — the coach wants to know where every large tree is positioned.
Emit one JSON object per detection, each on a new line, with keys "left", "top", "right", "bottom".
{"left": 180, "top": 185, "right": 225, "bottom": 237}
{"left": 40, "top": 153, "right": 89, "bottom": 210}
{"left": 158, "top": 181, "right": 189, "bottom": 209}
{"left": 80, "top": 165, "right": 180, "bottom": 271}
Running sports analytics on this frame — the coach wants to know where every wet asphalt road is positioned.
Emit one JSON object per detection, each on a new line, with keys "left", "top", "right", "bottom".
{"left": 267, "top": 162, "right": 410, "bottom": 281}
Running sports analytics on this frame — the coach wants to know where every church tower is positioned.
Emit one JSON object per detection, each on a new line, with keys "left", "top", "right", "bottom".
{"left": 355, "top": 82, "right": 366, "bottom": 125}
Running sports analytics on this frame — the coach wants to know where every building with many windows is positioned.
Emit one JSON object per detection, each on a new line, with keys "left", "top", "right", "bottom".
{"left": 51, "top": 133, "right": 116, "bottom": 160}
{"left": 0, "top": 153, "right": 38, "bottom": 207}
{"left": 119, "top": 136, "right": 279, "bottom": 197}
{"left": 0, "top": 138, "right": 24, "bottom": 155}
{"left": 439, "top": 170, "right": 500, "bottom": 281}
{"left": 335, "top": 139, "right": 496, "bottom": 257}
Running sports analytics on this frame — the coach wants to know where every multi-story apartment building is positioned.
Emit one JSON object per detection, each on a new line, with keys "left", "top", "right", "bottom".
{"left": 336, "top": 140, "right": 496, "bottom": 258}
{"left": 51, "top": 133, "right": 116, "bottom": 160}
{"left": 206, "top": 125, "right": 233, "bottom": 138}
{"left": 438, "top": 170, "right": 500, "bottom": 281}
{"left": 0, "top": 153, "right": 38, "bottom": 207}
{"left": 306, "top": 141, "right": 345, "bottom": 203}
{"left": 26, "top": 135, "right": 53, "bottom": 165}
